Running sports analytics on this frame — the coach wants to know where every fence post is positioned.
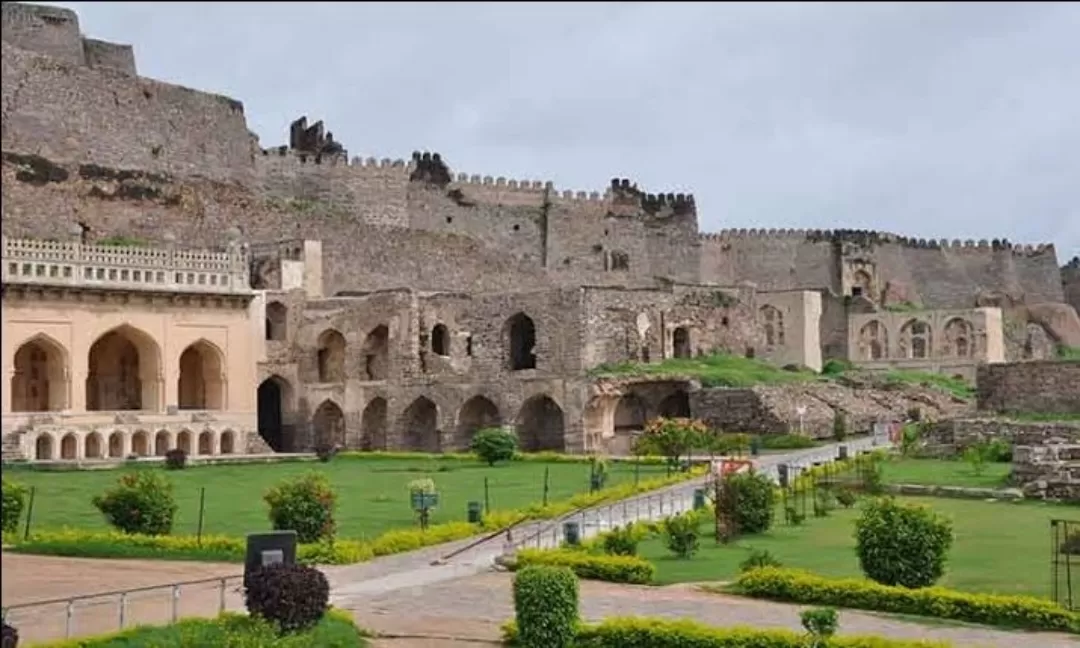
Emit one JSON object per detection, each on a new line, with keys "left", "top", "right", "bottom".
{"left": 119, "top": 592, "right": 127, "bottom": 629}
{"left": 196, "top": 487, "right": 206, "bottom": 546}
{"left": 171, "top": 585, "right": 180, "bottom": 623}
{"left": 22, "top": 486, "right": 36, "bottom": 541}
{"left": 65, "top": 599, "right": 74, "bottom": 638}
{"left": 542, "top": 467, "right": 550, "bottom": 507}
{"left": 484, "top": 477, "right": 491, "bottom": 514}
{"left": 219, "top": 578, "right": 227, "bottom": 613}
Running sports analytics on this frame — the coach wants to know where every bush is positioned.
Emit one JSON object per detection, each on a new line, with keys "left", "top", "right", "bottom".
{"left": 470, "top": 427, "right": 518, "bottom": 466}
{"left": 832, "top": 411, "right": 848, "bottom": 442}
{"left": 601, "top": 523, "right": 639, "bottom": 556}
{"left": 2, "top": 478, "right": 28, "bottom": 534}
{"left": 2, "top": 622, "right": 17, "bottom": 648}
{"left": 244, "top": 562, "right": 330, "bottom": 632}
{"left": 513, "top": 548, "right": 655, "bottom": 584}
{"left": 722, "top": 471, "right": 776, "bottom": 534}
{"left": 801, "top": 607, "right": 839, "bottom": 646}
{"left": 503, "top": 616, "right": 951, "bottom": 648}
{"left": 821, "top": 359, "right": 852, "bottom": 376}
{"left": 732, "top": 567, "right": 1080, "bottom": 633}
{"left": 661, "top": 511, "right": 700, "bottom": 559}
{"left": 855, "top": 497, "right": 953, "bottom": 589}
{"left": 857, "top": 456, "right": 885, "bottom": 495}
{"left": 513, "top": 565, "right": 579, "bottom": 648}
{"left": 264, "top": 472, "right": 338, "bottom": 543}
{"left": 314, "top": 444, "right": 339, "bottom": 463}
{"left": 739, "top": 548, "right": 782, "bottom": 573}
{"left": 91, "top": 471, "right": 178, "bottom": 536}
{"left": 758, "top": 434, "right": 818, "bottom": 450}
{"left": 836, "top": 487, "right": 858, "bottom": 508}
{"left": 164, "top": 448, "right": 187, "bottom": 470}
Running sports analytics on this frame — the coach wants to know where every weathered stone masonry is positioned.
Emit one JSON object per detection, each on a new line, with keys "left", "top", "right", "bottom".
{"left": 976, "top": 361, "right": 1080, "bottom": 416}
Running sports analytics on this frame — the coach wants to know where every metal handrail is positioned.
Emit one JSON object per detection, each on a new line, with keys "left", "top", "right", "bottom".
{"left": 1, "top": 573, "right": 242, "bottom": 612}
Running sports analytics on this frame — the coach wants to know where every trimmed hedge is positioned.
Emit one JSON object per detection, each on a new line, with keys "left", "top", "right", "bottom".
{"left": 32, "top": 608, "right": 365, "bottom": 647}
{"left": 502, "top": 617, "right": 951, "bottom": 647}
{"left": 513, "top": 565, "right": 579, "bottom": 648}
{"left": 2, "top": 467, "right": 706, "bottom": 565}
{"left": 729, "top": 567, "right": 1080, "bottom": 634}
{"left": 512, "top": 548, "right": 656, "bottom": 584}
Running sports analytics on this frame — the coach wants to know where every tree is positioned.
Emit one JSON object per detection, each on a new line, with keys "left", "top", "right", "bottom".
{"left": 855, "top": 497, "right": 954, "bottom": 588}
{"left": 470, "top": 427, "right": 518, "bottom": 466}
{"left": 633, "top": 417, "right": 708, "bottom": 471}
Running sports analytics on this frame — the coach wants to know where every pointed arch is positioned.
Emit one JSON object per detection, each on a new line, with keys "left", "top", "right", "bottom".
{"left": 60, "top": 433, "right": 78, "bottom": 460}
{"left": 505, "top": 313, "right": 537, "bottom": 371}
{"left": 86, "top": 325, "right": 162, "bottom": 411}
{"left": 220, "top": 430, "right": 236, "bottom": 454}
{"left": 456, "top": 395, "right": 502, "bottom": 450}
{"left": 858, "top": 320, "right": 888, "bottom": 361}
{"left": 35, "top": 434, "right": 54, "bottom": 460}
{"left": 899, "top": 319, "right": 932, "bottom": 359}
{"left": 759, "top": 305, "right": 785, "bottom": 348}
{"left": 943, "top": 317, "right": 975, "bottom": 358}
{"left": 402, "top": 396, "right": 440, "bottom": 452}
{"left": 672, "top": 327, "right": 692, "bottom": 359}
{"left": 265, "top": 301, "right": 288, "bottom": 341}
{"left": 177, "top": 430, "right": 193, "bottom": 454}
{"left": 108, "top": 431, "right": 124, "bottom": 458}
{"left": 85, "top": 432, "right": 103, "bottom": 459}
{"left": 360, "top": 397, "right": 388, "bottom": 450}
{"left": 431, "top": 324, "right": 451, "bottom": 357}
{"left": 361, "top": 325, "right": 390, "bottom": 380}
{"left": 312, "top": 399, "right": 346, "bottom": 448}
{"left": 198, "top": 430, "right": 214, "bottom": 455}
{"left": 516, "top": 395, "right": 564, "bottom": 452}
{"left": 177, "top": 339, "right": 225, "bottom": 410}
{"left": 131, "top": 430, "right": 150, "bottom": 457}
{"left": 154, "top": 430, "right": 171, "bottom": 456}
{"left": 614, "top": 394, "right": 648, "bottom": 434}
{"left": 316, "top": 329, "right": 346, "bottom": 382}
{"left": 657, "top": 390, "right": 691, "bottom": 418}
{"left": 257, "top": 374, "right": 294, "bottom": 452}
{"left": 10, "top": 333, "right": 70, "bottom": 412}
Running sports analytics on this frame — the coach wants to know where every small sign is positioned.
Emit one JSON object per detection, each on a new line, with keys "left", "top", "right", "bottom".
{"left": 261, "top": 549, "right": 284, "bottom": 566}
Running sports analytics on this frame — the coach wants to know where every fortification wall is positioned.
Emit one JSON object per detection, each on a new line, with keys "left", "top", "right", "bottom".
{"left": 699, "top": 229, "right": 1064, "bottom": 308}
{"left": 1, "top": 41, "right": 255, "bottom": 184}
{"left": 1064, "top": 258, "right": 1080, "bottom": 316}
{"left": 81, "top": 38, "right": 136, "bottom": 75}
{"left": 976, "top": 360, "right": 1080, "bottom": 415}
{"left": 1, "top": 3, "right": 83, "bottom": 66}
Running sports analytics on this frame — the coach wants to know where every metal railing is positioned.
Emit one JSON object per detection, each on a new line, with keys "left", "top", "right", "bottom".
{"left": 1, "top": 574, "right": 244, "bottom": 644}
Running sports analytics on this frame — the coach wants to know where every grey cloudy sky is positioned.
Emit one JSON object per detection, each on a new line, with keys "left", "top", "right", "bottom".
{"left": 49, "top": 1, "right": 1080, "bottom": 261}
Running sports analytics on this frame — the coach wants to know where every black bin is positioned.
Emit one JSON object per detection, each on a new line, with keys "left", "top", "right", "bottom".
{"left": 467, "top": 501, "right": 483, "bottom": 524}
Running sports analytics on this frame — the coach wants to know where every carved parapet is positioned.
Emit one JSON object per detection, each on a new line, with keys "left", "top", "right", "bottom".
{"left": 409, "top": 151, "right": 453, "bottom": 187}
{"left": 1, "top": 236, "right": 251, "bottom": 295}
{"left": 640, "top": 191, "right": 696, "bottom": 216}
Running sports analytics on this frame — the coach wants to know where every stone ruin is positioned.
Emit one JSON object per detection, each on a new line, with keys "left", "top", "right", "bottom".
{"left": 1012, "top": 426, "right": 1080, "bottom": 502}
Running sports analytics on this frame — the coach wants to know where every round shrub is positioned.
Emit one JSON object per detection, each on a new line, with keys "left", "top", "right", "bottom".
{"left": 855, "top": 497, "right": 954, "bottom": 588}
{"left": 164, "top": 448, "right": 187, "bottom": 470}
{"left": 470, "top": 427, "right": 517, "bottom": 466}
{"left": 740, "top": 548, "right": 782, "bottom": 573}
{"left": 661, "top": 511, "right": 700, "bottom": 559}
{"left": 264, "top": 472, "right": 337, "bottom": 543}
{"left": 513, "top": 565, "right": 579, "bottom": 648}
{"left": 92, "top": 471, "right": 178, "bottom": 536}
{"left": 2, "top": 478, "right": 29, "bottom": 534}
{"left": 244, "top": 562, "right": 329, "bottom": 632}
{"left": 602, "top": 523, "right": 639, "bottom": 556}
{"left": 2, "top": 621, "right": 18, "bottom": 648}
{"left": 722, "top": 471, "right": 776, "bottom": 534}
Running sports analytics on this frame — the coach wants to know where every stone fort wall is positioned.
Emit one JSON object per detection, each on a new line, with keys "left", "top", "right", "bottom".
{"left": 976, "top": 360, "right": 1080, "bottom": 415}
{"left": 1063, "top": 257, "right": 1080, "bottom": 316}
{"left": 0, "top": 1, "right": 1068, "bottom": 310}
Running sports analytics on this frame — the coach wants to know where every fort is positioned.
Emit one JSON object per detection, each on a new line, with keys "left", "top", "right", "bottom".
{"left": 2, "top": 2, "right": 1079, "bottom": 461}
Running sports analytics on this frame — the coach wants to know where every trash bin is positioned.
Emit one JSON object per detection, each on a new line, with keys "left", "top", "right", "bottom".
{"left": 467, "top": 500, "right": 483, "bottom": 524}
{"left": 777, "top": 463, "right": 790, "bottom": 489}
{"left": 750, "top": 436, "right": 762, "bottom": 457}
{"left": 693, "top": 488, "right": 707, "bottom": 510}
{"left": 563, "top": 521, "right": 581, "bottom": 546}
{"left": 838, "top": 445, "right": 849, "bottom": 461}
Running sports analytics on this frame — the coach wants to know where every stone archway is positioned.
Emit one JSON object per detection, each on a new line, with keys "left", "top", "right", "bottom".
{"left": 198, "top": 431, "right": 214, "bottom": 455}
{"left": 60, "top": 433, "right": 78, "bottom": 460}
{"left": 131, "top": 431, "right": 150, "bottom": 457}
{"left": 85, "top": 432, "right": 103, "bottom": 459}
{"left": 455, "top": 396, "right": 502, "bottom": 450}
{"left": 177, "top": 430, "right": 193, "bottom": 454}
{"left": 362, "top": 325, "right": 390, "bottom": 380}
{"left": 154, "top": 430, "right": 171, "bottom": 456}
{"left": 672, "top": 327, "right": 692, "bottom": 359}
{"left": 516, "top": 395, "right": 565, "bottom": 452}
{"left": 265, "top": 301, "right": 288, "bottom": 341}
{"left": 614, "top": 394, "right": 648, "bottom": 434}
{"left": 35, "top": 434, "right": 54, "bottom": 460}
{"left": 505, "top": 313, "right": 537, "bottom": 371}
{"left": 108, "top": 432, "right": 124, "bottom": 458}
{"left": 360, "top": 397, "right": 388, "bottom": 451}
{"left": 178, "top": 340, "right": 225, "bottom": 410}
{"left": 312, "top": 400, "right": 346, "bottom": 448}
{"left": 10, "top": 334, "right": 69, "bottom": 412}
{"left": 85, "top": 325, "right": 162, "bottom": 412}
{"left": 402, "top": 397, "right": 439, "bottom": 452}
{"left": 316, "top": 329, "right": 346, "bottom": 383}
{"left": 257, "top": 375, "right": 294, "bottom": 452}
{"left": 657, "top": 390, "right": 691, "bottom": 418}
{"left": 220, "top": 430, "right": 236, "bottom": 454}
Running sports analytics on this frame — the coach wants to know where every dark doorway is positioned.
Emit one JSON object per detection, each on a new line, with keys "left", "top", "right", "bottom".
{"left": 257, "top": 378, "right": 285, "bottom": 451}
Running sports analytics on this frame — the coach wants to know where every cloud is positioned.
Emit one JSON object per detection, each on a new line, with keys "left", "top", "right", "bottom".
{"left": 44, "top": 1, "right": 1080, "bottom": 259}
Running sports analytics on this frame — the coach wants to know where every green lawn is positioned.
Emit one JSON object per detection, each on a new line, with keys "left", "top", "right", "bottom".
{"left": 639, "top": 497, "right": 1069, "bottom": 598}
{"left": 5, "top": 456, "right": 667, "bottom": 540}
{"left": 881, "top": 458, "right": 1011, "bottom": 489}
{"left": 589, "top": 353, "right": 819, "bottom": 388}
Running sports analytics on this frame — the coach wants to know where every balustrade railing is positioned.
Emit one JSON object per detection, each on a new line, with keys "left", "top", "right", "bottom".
{"left": 1, "top": 237, "right": 250, "bottom": 295}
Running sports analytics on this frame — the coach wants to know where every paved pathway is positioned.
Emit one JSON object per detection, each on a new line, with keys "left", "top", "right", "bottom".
{"left": 343, "top": 572, "right": 1077, "bottom": 648}
{"left": 327, "top": 437, "right": 886, "bottom": 604}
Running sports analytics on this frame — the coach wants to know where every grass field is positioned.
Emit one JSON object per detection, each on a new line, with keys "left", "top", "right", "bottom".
{"left": 880, "top": 458, "right": 1011, "bottom": 489}
{"left": 5, "top": 456, "right": 667, "bottom": 540}
{"left": 639, "top": 497, "right": 1070, "bottom": 598}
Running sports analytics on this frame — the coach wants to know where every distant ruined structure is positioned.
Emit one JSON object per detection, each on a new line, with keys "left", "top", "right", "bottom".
{"left": 3, "top": 2, "right": 1078, "bottom": 460}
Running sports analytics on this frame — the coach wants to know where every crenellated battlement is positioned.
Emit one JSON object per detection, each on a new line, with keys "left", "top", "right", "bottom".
{"left": 699, "top": 228, "right": 1055, "bottom": 255}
